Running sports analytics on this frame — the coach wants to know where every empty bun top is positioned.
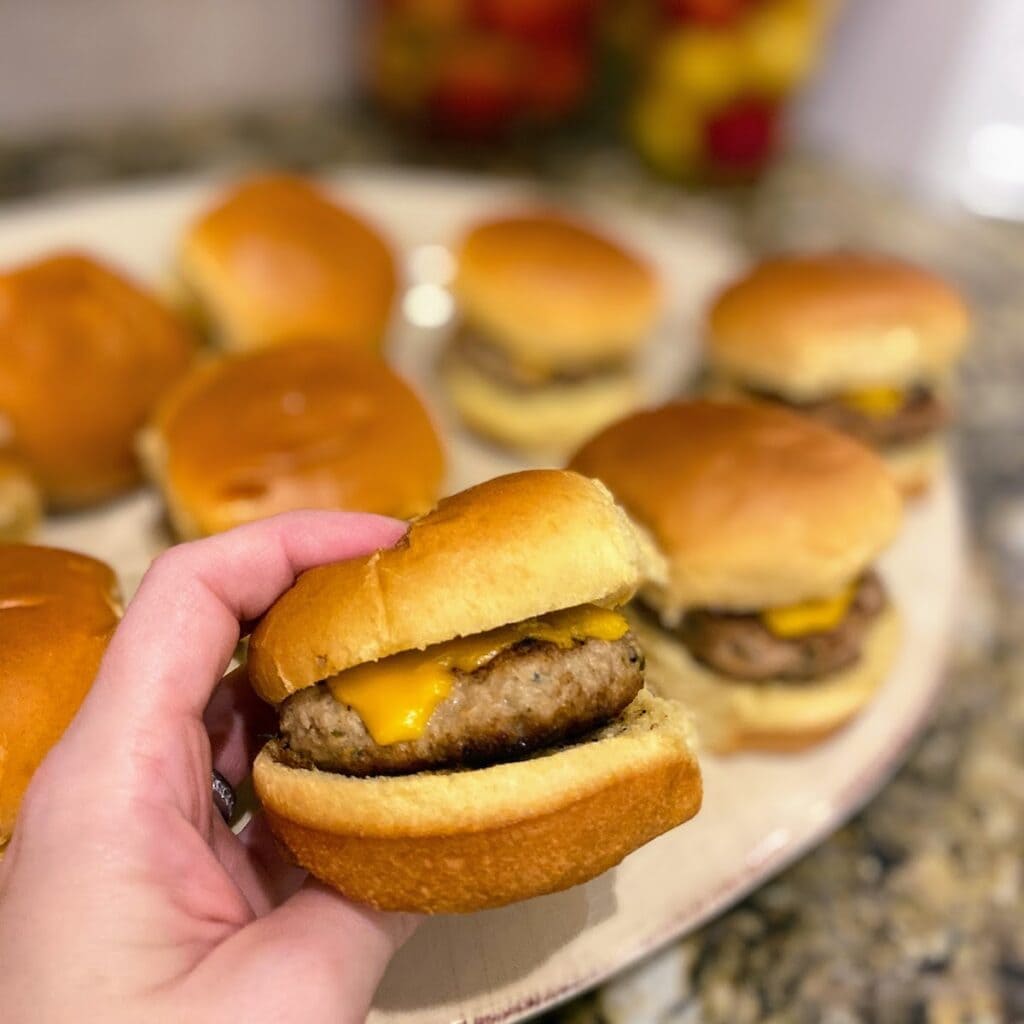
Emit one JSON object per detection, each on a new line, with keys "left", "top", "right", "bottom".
{"left": 0, "top": 544, "right": 122, "bottom": 843}
{"left": 179, "top": 174, "right": 398, "bottom": 352}
{"left": 570, "top": 400, "right": 902, "bottom": 613}
{"left": 455, "top": 212, "right": 660, "bottom": 370}
{"left": 248, "top": 469, "right": 659, "bottom": 705}
{"left": 0, "top": 252, "right": 195, "bottom": 506}
{"left": 148, "top": 342, "right": 445, "bottom": 537}
{"left": 707, "top": 252, "right": 970, "bottom": 398}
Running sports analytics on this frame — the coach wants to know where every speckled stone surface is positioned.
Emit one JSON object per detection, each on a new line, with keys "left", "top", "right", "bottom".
{"left": 1, "top": 109, "right": 1021, "bottom": 1023}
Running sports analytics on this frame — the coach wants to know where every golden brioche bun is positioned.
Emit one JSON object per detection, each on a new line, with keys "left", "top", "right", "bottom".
{"left": 631, "top": 604, "right": 900, "bottom": 754}
{"left": 254, "top": 689, "right": 701, "bottom": 912}
{"left": 707, "top": 253, "right": 970, "bottom": 399}
{"left": 179, "top": 174, "right": 397, "bottom": 352}
{"left": 882, "top": 437, "right": 944, "bottom": 497}
{"left": 454, "top": 212, "right": 660, "bottom": 371}
{"left": 570, "top": 400, "right": 902, "bottom": 616}
{"left": 143, "top": 342, "right": 444, "bottom": 539}
{"left": 0, "top": 453, "right": 41, "bottom": 542}
{"left": 248, "top": 469, "right": 662, "bottom": 705}
{"left": 441, "top": 346, "right": 640, "bottom": 454}
{"left": 0, "top": 545, "right": 122, "bottom": 845}
{"left": 0, "top": 252, "right": 195, "bottom": 507}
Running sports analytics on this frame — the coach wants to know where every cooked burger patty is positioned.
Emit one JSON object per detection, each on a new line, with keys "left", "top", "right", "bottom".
{"left": 754, "top": 386, "right": 947, "bottom": 449}
{"left": 450, "top": 328, "right": 627, "bottom": 390}
{"left": 664, "top": 572, "right": 887, "bottom": 682}
{"left": 278, "top": 632, "right": 644, "bottom": 775}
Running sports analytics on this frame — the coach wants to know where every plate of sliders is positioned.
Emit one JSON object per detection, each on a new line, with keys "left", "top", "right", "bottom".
{"left": 0, "top": 170, "right": 967, "bottom": 1024}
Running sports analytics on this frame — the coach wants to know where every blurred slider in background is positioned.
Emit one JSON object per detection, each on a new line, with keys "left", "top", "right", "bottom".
{"left": 570, "top": 400, "right": 903, "bottom": 754}
{"left": 442, "top": 212, "right": 662, "bottom": 455}
{"left": 704, "top": 253, "right": 971, "bottom": 496}
{"left": 142, "top": 341, "right": 444, "bottom": 539}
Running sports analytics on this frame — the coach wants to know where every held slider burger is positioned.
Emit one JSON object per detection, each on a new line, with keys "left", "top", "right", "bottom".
{"left": 248, "top": 469, "right": 702, "bottom": 912}
{"left": 705, "top": 252, "right": 970, "bottom": 495}
{"left": 571, "top": 401, "right": 903, "bottom": 754}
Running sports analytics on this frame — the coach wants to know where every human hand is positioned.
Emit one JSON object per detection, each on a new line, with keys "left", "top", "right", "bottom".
{"left": 0, "top": 511, "right": 416, "bottom": 1024}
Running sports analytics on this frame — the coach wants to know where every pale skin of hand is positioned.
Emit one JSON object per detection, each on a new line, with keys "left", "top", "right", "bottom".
{"left": 0, "top": 511, "right": 418, "bottom": 1024}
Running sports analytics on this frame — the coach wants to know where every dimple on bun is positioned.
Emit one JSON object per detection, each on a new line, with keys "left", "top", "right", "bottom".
{"left": 631, "top": 604, "right": 900, "bottom": 754}
{"left": 0, "top": 252, "right": 195, "bottom": 507}
{"left": 455, "top": 212, "right": 660, "bottom": 370}
{"left": 142, "top": 342, "right": 444, "bottom": 539}
{"left": 0, "top": 544, "right": 122, "bottom": 845}
{"left": 707, "top": 252, "right": 970, "bottom": 399}
{"left": 179, "top": 174, "right": 397, "bottom": 352}
{"left": 248, "top": 469, "right": 662, "bottom": 705}
{"left": 253, "top": 688, "right": 701, "bottom": 912}
{"left": 569, "top": 400, "right": 902, "bottom": 615}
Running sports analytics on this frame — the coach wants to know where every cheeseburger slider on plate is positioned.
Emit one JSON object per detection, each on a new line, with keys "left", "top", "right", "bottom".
{"left": 141, "top": 341, "right": 444, "bottom": 539}
{"left": 0, "top": 544, "right": 121, "bottom": 851}
{"left": 443, "top": 212, "right": 661, "bottom": 454}
{"left": 248, "top": 469, "right": 701, "bottom": 912}
{"left": 0, "top": 252, "right": 195, "bottom": 507}
{"left": 570, "top": 401, "right": 903, "bottom": 754}
{"left": 178, "top": 174, "right": 397, "bottom": 352}
{"left": 706, "top": 253, "right": 970, "bottom": 495}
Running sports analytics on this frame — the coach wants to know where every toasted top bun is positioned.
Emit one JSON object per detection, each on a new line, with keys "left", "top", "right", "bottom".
{"left": 570, "top": 400, "right": 902, "bottom": 614}
{"left": 179, "top": 174, "right": 397, "bottom": 352}
{"left": 455, "top": 212, "right": 660, "bottom": 371}
{"left": 0, "top": 544, "right": 122, "bottom": 844}
{"left": 0, "top": 252, "right": 195, "bottom": 507}
{"left": 707, "top": 252, "right": 970, "bottom": 399}
{"left": 145, "top": 342, "right": 444, "bottom": 538}
{"left": 248, "top": 469, "right": 660, "bottom": 705}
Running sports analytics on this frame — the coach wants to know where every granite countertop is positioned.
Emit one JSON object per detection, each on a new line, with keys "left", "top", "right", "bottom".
{"left": 2, "top": 109, "right": 1021, "bottom": 1024}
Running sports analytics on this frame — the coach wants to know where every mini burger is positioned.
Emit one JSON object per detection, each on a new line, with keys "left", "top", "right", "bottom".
{"left": 0, "top": 544, "right": 122, "bottom": 849}
{"left": 570, "top": 400, "right": 903, "bottom": 754}
{"left": 0, "top": 252, "right": 195, "bottom": 507}
{"left": 247, "top": 469, "right": 701, "bottom": 912}
{"left": 141, "top": 341, "right": 444, "bottom": 538}
{"left": 0, "top": 452, "right": 40, "bottom": 542}
{"left": 443, "top": 212, "right": 661, "bottom": 453}
{"left": 178, "top": 174, "right": 397, "bottom": 352}
{"left": 706, "top": 252, "right": 970, "bottom": 495}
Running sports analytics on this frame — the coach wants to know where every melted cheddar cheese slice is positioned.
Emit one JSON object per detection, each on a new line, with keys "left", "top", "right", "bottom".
{"left": 761, "top": 583, "right": 857, "bottom": 638}
{"left": 328, "top": 604, "right": 629, "bottom": 746}
{"left": 839, "top": 386, "right": 906, "bottom": 419}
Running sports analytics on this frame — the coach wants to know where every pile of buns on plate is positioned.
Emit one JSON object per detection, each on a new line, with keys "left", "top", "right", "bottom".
{"left": 0, "top": 173, "right": 969, "bottom": 912}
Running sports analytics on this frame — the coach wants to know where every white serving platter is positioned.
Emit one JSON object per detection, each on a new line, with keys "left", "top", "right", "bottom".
{"left": 0, "top": 170, "right": 964, "bottom": 1024}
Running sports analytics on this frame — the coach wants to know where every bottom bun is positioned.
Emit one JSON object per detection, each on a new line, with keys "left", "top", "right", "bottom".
{"left": 441, "top": 351, "right": 639, "bottom": 455}
{"left": 630, "top": 605, "right": 901, "bottom": 755}
{"left": 254, "top": 690, "right": 702, "bottom": 913}
{"left": 882, "top": 438, "right": 943, "bottom": 497}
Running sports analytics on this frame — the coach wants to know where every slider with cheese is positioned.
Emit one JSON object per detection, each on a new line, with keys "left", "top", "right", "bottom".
{"left": 141, "top": 341, "right": 445, "bottom": 538}
{"left": 705, "top": 252, "right": 970, "bottom": 494}
{"left": 443, "top": 212, "right": 661, "bottom": 454}
{"left": 248, "top": 469, "right": 702, "bottom": 912}
{"left": 178, "top": 174, "right": 397, "bottom": 352}
{"left": 0, "top": 544, "right": 122, "bottom": 851}
{"left": 570, "top": 400, "right": 903, "bottom": 754}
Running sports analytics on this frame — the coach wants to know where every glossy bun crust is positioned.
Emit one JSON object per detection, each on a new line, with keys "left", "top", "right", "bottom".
{"left": 179, "top": 174, "right": 397, "bottom": 352}
{"left": 143, "top": 342, "right": 444, "bottom": 538}
{"left": 0, "top": 253, "right": 195, "bottom": 506}
{"left": 0, "top": 544, "right": 122, "bottom": 845}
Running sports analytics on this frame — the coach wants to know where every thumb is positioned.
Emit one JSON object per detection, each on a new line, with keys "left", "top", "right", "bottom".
{"left": 185, "top": 879, "right": 418, "bottom": 1024}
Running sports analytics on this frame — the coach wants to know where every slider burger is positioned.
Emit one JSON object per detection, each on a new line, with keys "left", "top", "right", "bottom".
{"left": 443, "top": 212, "right": 661, "bottom": 453}
{"left": 0, "top": 452, "right": 40, "bottom": 542}
{"left": 705, "top": 253, "right": 970, "bottom": 495}
{"left": 178, "top": 174, "right": 397, "bottom": 352}
{"left": 0, "top": 544, "right": 121, "bottom": 850}
{"left": 0, "top": 252, "right": 195, "bottom": 507}
{"left": 142, "top": 341, "right": 444, "bottom": 539}
{"left": 570, "top": 401, "right": 903, "bottom": 754}
{"left": 248, "top": 469, "right": 701, "bottom": 912}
